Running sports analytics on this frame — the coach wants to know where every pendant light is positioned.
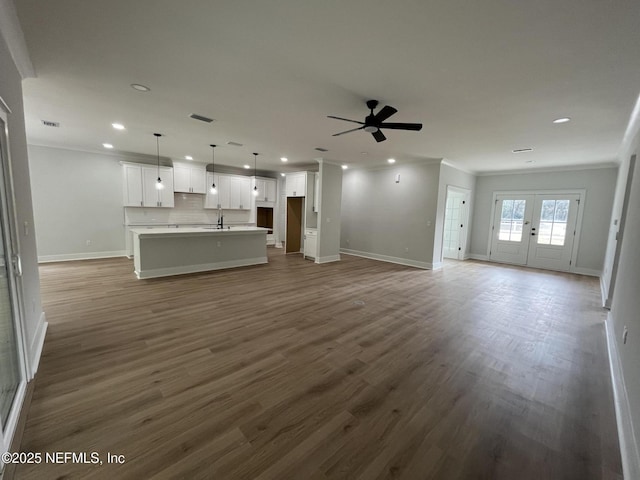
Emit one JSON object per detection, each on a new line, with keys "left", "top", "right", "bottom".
{"left": 252, "top": 152, "right": 259, "bottom": 196}
{"left": 209, "top": 144, "right": 217, "bottom": 194}
{"left": 154, "top": 133, "right": 164, "bottom": 190}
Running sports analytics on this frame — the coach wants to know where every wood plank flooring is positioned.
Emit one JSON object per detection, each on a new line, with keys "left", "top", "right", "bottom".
{"left": 13, "top": 249, "right": 621, "bottom": 479}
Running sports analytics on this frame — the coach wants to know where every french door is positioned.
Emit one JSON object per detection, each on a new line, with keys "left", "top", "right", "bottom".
{"left": 0, "top": 103, "right": 27, "bottom": 470}
{"left": 490, "top": 192, "right": 581, "bottom": 272}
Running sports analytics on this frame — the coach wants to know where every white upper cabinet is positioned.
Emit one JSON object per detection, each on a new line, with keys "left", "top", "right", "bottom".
{"left": 123, "top": 164, "right": 143, "bottom": 206}
{"left": 313, "top": 172, "right": 319, "bottom": 212}
{"left": 173, "top": 163, "right": 206, "bottom": 194}
{"left": 123, "top": 163, "right": 174, "bottom": 208}
{"left": 253, "top": 177, "right": 277, "bottom": 203}
{"left": 286, "top": 172, "right": 306, "bottom": 197}
{"left": 204, "top": 174, "right": 251, "bottom": 210}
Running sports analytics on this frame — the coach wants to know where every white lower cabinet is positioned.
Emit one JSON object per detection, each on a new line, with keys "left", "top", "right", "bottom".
{"left": 304, "top": 228, "right": 317, "bottom": 259}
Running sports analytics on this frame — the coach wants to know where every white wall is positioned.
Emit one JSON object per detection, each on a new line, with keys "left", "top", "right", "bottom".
{"left": 0, "top": 27, "right": 45, "bottom": 376}
{"left": 28, "top": 145, "right": 126, "bottom": 261}
{"left": 317, "top": 162, "right": 342, "bottom": 262}
{"left": 434, "top": 162, "right": 476, "bottom": 266}
{"left": 341, "top": 160, "right": 441, "bottom": 269}
{"left": 606, "top": 95, "right": 640, "bottom": 478}
{"left": 470, "top": 167, "right": 618, "bottom": 273}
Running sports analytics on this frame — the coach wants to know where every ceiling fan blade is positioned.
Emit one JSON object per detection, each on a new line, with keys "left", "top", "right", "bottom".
{"left": 374, "top": 105, "right": 397, "bottom": 122}
{"left": 379, "top": 122, "right": 423, "bottom": 131}
{"left": 327, "top": 115, "right": 364, "bottom": 125}
{"left": 372, "top": 130, "right": 386, "bottom": 142}
{"left": 333, "top": 126, "right": 365, "bottom": 137}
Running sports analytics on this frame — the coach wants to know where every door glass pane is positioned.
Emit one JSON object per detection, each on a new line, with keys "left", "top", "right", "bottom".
{"left": 499, "top": 199, "right": 525, "bottom": 242}
{"left": 0, "top": 118, "right": 21, "bottom": 429}
{"left": 537, "top": 199, "right": 569, "bottom": 246}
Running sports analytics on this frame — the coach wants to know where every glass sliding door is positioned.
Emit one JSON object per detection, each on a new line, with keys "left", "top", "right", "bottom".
{"left": 0, "top": 104, "right": 26, "bottom": 469}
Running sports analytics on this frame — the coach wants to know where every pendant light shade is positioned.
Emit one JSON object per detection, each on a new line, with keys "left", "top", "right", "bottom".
{"left": 154, "top": 133, "right": 164, "bottom": 190}
{"left": 252, "top": 153, "right": 259, "bottom": 196}
{"left": 209, "top": 144, "right": 217, "bottom": 194}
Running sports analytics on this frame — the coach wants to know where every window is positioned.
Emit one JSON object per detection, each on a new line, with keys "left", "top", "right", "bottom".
{"left": 537, "top": 199, "right": 569, "bottom": 245}
{"left": 499, "top": 199, "right": 526, "bottom": 242}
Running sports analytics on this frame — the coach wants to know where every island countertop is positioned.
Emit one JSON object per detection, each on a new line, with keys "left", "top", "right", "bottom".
{"left": 130, "top": 226, "right": 269, "bottom": 236}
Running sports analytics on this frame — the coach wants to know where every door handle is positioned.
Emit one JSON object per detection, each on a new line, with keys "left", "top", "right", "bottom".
{"left": 12, "top": 254, "right": 22, "bottom": 277}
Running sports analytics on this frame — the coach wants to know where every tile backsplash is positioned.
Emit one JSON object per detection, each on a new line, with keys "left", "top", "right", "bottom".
{"left": 125, "top": 193, "right": 252, "bottom": 225}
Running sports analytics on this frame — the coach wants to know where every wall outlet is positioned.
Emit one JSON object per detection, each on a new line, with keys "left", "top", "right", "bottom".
{"left": 623, "top": 326, "right": 629, "bottom": 345}
{"left": 86, "top": 240, "right": 91, "bottom": 246}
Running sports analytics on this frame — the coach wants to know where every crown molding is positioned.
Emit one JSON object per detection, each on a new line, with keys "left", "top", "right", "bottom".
{"left": 0, "top": 0, "right": 36, "bottom": 79}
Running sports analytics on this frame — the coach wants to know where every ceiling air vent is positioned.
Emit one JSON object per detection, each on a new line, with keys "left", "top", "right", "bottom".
{"left": 227, "top": 141, "right": 243, "bottom": 147}
{"left": 41, "top": 120, "right": 60, "bottom": 128}
{"left": 315, "top": 147, "right": 328, "bottom": 152}
{"left": 189, "top": 113, "right": 214, "bottom": 123}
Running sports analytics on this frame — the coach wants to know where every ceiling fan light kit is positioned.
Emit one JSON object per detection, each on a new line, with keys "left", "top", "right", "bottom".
{"left": 328, "top": 99, "right": 423, "bottom": 143}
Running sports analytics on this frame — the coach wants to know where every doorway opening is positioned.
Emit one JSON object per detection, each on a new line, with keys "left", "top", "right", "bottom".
{"left": 285, "top": 197, "right": 303, "bottom": 254}
{"left": 443, "top": 186, "right": 471, "bottom": 260}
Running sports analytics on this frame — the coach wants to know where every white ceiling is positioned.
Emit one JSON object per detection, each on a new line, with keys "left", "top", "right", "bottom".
{"left": 13, "top": 0, "right": 640, "bottom": 173}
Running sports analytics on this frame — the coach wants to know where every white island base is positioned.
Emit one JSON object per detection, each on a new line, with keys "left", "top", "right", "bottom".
{"left": 131, "top": 227, "right": 268, "bottom": 279}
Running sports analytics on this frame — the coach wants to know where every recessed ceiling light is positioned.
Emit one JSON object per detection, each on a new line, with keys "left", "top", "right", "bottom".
{"left": 387, "top": 158, "right": 396, "bottom": 164}
{"left": 342, "top": 165, "right": 348, "bottom": 170}
{"left": 112, "top": 123, "right": 125, "bottom": 130}
{"left": 280, "top": 157, "right": 288, "bottom": 162}
{"left": 280, "top": 173, "right": 286, "bottom": 177}
{"left": 512, "top": 148, "right": 533, "bottom": 153}
{"left": 553, "top": 117, "right": 571, "bottom": 124}
{"left": 130, "top": 83, "right": 150, "bottom": 92}
{"left": 244, "top": 165, "right": 251, "bottom": 169}
{"left": 185, "top": 155, "right": 193, "bottom": 160}
{"left": 103, "top": 143, "right": 114, "bottom": 149}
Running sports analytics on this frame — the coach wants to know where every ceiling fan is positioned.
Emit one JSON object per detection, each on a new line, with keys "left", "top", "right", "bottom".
{"left": 328, "top": 100, "right": 423, "bottom": 142}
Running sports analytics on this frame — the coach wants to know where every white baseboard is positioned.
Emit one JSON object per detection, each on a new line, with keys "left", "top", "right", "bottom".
{"left": 605, "top": 314, "right": 640, "bottom": 480}
{"left": 601, "top": 275, "right": 611, "bottom": 309}
{"left": 38, "top": 250, "right": 127, "bottom": 263}
{"left": 468, "top": 253, "right": 489, "bottom": 261}
{"left": 28, "top": 312, "right": 48, "bottom": 380}
{"left": 135, "top": 256, "right": 268, "bottom": 279}
{"left": 431, "top": 261, "right": 443, "bottom": 270}
{"left": 316, "top": 255, "right": 341, "bottom": 264}
{"left": 340, "top": 248, "right": 432, "bottom": 269}
{"left": 571, "top": 266, "right": 602, "bottom": 277}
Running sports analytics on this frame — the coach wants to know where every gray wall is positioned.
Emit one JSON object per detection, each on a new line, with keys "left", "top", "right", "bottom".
{"left": 470, "top": 167, "right": 618, "bottom": 273}
{"left": 434, "top": 162, "right": 476, "bottom": 265}
{"left": 341, "top": 161, "right": 441, "bottom": 268}
{"left": 317, "top": 162, "right": 342, "bottom": 261}
{"left": 607, "top": 106, "right": 640, "bottom": 477}
{"left": 28, "top": 145, "right": 126, "bottom": 260}
{"left": 0, "top": 30, "right": 45, "bottom": 373}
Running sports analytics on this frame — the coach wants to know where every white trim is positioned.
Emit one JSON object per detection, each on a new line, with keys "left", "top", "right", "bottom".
{"left": 316, "top": 254, "right": 340, "bottom": 264}
{"left": 441, "top": 159, "right": 477, "bottom": 176}
{"left": 476, "top": 162, "right": 619, "bottom": 176}
{"left": 28, "top": 313, "right": 47, "bottom": 379}
{"left": 468, "top": 253, "right": 489, "bottom": 261}
{"left": 605, "top": 314, "right": 640, "bottom": 480}
{"left": 341, "top": 248, "right": 432, "bottom": 269}
{"left": 135, "top": 256, "right": 267, "bottom": 279}
{"left": 38, "top": 250, "right": 127, "bottom": 263}
{"left": 431, "top": 261, "right": 443, "bottom": 270}
{"left": 601, "top": 275, "right": 610, "bottom": 309}
{"left": 570, "top": 266, "right": 601, "bottom": 277}
{"left": 0, "top": 0, "right": 36, "bottom": 79}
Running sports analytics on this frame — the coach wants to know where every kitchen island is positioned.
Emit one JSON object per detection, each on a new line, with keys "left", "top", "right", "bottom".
{"left": 131, "top": 227, "right": 268, "bottom": 279}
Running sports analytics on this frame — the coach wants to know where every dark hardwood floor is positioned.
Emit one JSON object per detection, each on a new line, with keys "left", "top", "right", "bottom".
{"left": 13, "top": 249, "right": 621, "bottom": 479}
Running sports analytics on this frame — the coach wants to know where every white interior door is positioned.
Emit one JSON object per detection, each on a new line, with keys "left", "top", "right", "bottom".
{"left": 490, "top": 194, "right": 534, "bottom": 265}
{"left": 527, "top": 194, "right": 580, "bottom": 271}
{"left": 443, "top": 187, "right": 470, "bottom": 260}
